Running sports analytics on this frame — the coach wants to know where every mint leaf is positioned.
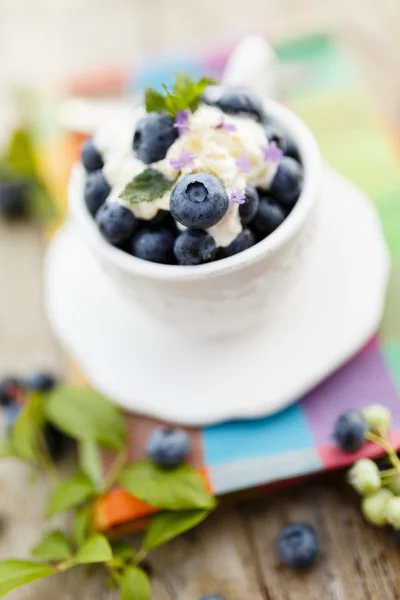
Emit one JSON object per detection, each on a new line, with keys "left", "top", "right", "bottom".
{"left": 118, "top": 460, "right": 216, "bottom": 511}
{"left": 73, "top": 505, "right": 93, "bottom": 547}
{"left": 111, "top": 541, "right": 135, "bottom": 561}
{"left": 46, "top": 472, "right": 94, "bottom": 518}
{"left": 11, "top": 393, "right": 46, "bottom": 463}
{"left": 119, "top": 169, "right": 176, "bottom": 205}
{"left": 173, "top": 73, "right": 213, "bottom": 113}
{"left": 79, "top": 440, "right": 103, "bottom": 490}
{"left": 144, "top": 509, "right": 210, "bottom": 551}
{"left": 144, "top": 89, "right": 167, "bottom": 113}
{"left": 120, "top": 566, "right": 150, "bottom": 600}
{"left": 31, "top": 531, "right": 72, "bottom": 562}
{"left": 74, "top": 534, "right": 113, "bottom": 565}
{"left": 45, "top": 386, "right": 127, "bottom": 451}
{"left": 0, "top": 560, "right": 54, "bottom": 597}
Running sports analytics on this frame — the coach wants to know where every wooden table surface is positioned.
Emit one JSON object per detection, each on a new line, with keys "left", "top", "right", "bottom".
{"left": 1, "top": 0, "right": 400, "bottom": 598}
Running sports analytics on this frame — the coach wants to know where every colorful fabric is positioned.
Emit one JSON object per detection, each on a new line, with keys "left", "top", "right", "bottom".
{"left": 39, "top": 33, "right": 400, "bottom": 533}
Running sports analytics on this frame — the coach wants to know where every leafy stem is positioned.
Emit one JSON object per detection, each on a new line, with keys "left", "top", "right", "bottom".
{"left": 103, "top": 447, "right": 129, "bottom": 493}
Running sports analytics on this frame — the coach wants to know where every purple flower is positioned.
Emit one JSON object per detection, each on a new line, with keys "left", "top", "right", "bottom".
{"left": 230, "top": 190, "right": 246, "bottom": 205}
{"left": 262, "top": 141, "right": 283, "bottom": 162}
{"left": 169, "top": 149, "right": 195, "bottom": 171}
{"left": 236, "top": 155, "right": 250, "bottom": 173}
{"left": 216, "top": 118, "right": 237, "bottom": 133}
{"left": 173, "top": 110, "right": 190, "bottom": 135}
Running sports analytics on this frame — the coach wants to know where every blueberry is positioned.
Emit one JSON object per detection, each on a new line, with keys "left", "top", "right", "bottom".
{"left": 44, "top": 423, "right": 68, "bottom": 462}
{"left": 132, "top": 228, "right": 176, "bottom": 264}
{"left": 269, "top": 157, "right": 303, "bottom": 207}
{"left": 96, "top": 202, "right": 138, "bottom": 245}
{"left": 146, "top": 209, "right": 176, "bottom": 230}
{"left": 84, "top": 171, "right": 111, "bottom": 216}
{"left": 81, "top": 138, "right": 104, "bottom": 173}
{"left": 217, "top": 229, "right": 255, "bottom": 260}
{"left": 199, "top": 596, "right": 225, "bottom": 600}
{"left": 0, "top": 180, "right": 29, "bottom": 220}
{"left": 0, "top": 378, "right": 22, "bottom": 407}
{"left": 133, "top": 112, "right": 178, "bottom": 164}
{"left": 239, "top": 185, "right": 259, "bottom": 225}
{"left": 333, "top": 410, "right": 368, "bottom": 452}
{"left": 263, "top": 124, "right": 288, "bottom": 153}
{"left": 217, "top": 89, "right": 265, "bottom": 121}
{"left": 174, "top": 229, "right": 216, "bottom": 266}
{"left": 276, "top": 523, "right": 319, "bottom": 570}
{"left": 5, "top": 403, "right": 21, "bottom": 432}
{"left": 170, "top": 173, "right": 228, "bottom": 229}
{"left": 252, "top": 195, "right": 286, "bottom": 238}
{"left": 284, "top": 136, "right": 301, "bottom": 162}
{"left": 145, "top": 427, "right": 190, "bottom": 468}
{"left": 25, "top": 372, "right": 57, "bottom": 393}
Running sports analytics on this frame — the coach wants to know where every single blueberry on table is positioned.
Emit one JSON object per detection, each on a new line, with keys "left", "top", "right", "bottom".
{"left": 217, "top": 229, "right": 255, "bottom": 260}
{"left": 25, "top": 372, "right": 57, "bottom": 393}
{"left": 96, "top": 203, "right": 138, "bottom": 246}
{"left": 81, "top": 138, "right": 104, "bottom": 173}
{"left": 0, "top": 180, "right": 29, "bottom": 220}
{"left": 269, "top": 156, "right": 303, "bottom": 208}
{"left": 146, "top": 427, "right": 190, "bottom": 468}
{"left": 84, "top": 171, "right": 111, "bottom": 216}
{"left": 174, "top": 229, "right": 216, "bottom": 266}
{"left": 0, "top": 378, "right": 22, "bottom": 407}
{"left": 263, "top": 123, "right": 288, "bottom": 153}
{"left": 239, "top": 185, "right": 259, "bottom": 225}
{"left": 133, "top": 112, "right": 178, "bottom": 164}
{"left": 332, "top": 410, "right": 369, "bottom": 452}
{"left": 276, "top": 523, "right": 319, "bottom": 570}
{"left": 170, "top": 172, "right": 229, "bottom": 229}
{"left": 217, "top": 89, "right": 265, "bottom": 122}
{"left": 132, "top": 228, "right": 176, "bottom": 264}
{"left": 252, "top": 195, "right": 286, "bottom": 238}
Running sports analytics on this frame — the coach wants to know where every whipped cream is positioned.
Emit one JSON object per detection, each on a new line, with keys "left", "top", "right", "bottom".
{"left": 93, "top": 104, "right": 278, "bottom": 247}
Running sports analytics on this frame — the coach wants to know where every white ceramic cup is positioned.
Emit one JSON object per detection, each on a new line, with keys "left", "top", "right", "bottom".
{"left": 69, "top": 98, "right": 322, "bottom": 338}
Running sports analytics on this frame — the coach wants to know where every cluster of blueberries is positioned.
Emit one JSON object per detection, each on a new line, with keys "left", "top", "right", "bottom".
{"left": 82, "top": 89, "right": 304, "bottom": 266}
{"left": 0, "top": 372, "right": 68, "bottom": 461}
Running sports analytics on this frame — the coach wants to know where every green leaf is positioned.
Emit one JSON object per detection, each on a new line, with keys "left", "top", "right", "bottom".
{"left": 45, "top": 386, "right": 127, "bottom": 451}
{"left": 46, "top": 473, "right": 94, "bottom": 518}
{"left": 79, "top": 440, "right": 103, "bottom": 490}
{"left": 119, "top": 169, "right": 176, "bottom": 205}
{"left": 73, "top": 505, "right": 93, "bottom": 547}
{"left": 11, "top": 393, "right": 46, "bottom": 463}
{"left": 144, "top": 88, "right": 166, "bottom": 113}
{"left": 120, "top": 566, "right": 150, "bottom": 600}
{"left": 0, "top": 560, "right": 54, "bottom": 597}
{"left": 74, "top": 534, "right": 113, "bottom": 565}
{"left": 144, "top": 509, "right": 210, "bottom": 550}
{"left": 118, "top": 460, "right": 216, "bottom": 511}
{"left": 111, "top": 541, "right": 135, "bottom": 561}
{"left": 31, "top": 530, "right": 72, "bottom": 562}
{"left": 6, "top": 127, "right": 37, "bottom": 178}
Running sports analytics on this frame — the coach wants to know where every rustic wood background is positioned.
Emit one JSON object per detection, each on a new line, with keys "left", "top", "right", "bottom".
{"left": 1, "top": 0, "right": 400, "bottom": 598}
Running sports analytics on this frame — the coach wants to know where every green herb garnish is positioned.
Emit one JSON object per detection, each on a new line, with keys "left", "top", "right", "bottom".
{"left": 119, "top": 168, "right": 176, "bottom": 204}
{"left": 144, "top": 73, "right": 215, "bottom": 117}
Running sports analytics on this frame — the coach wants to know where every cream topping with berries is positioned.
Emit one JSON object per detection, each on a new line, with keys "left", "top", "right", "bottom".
{"left": 93, "top": 103, "right": 279, "bottom": 247}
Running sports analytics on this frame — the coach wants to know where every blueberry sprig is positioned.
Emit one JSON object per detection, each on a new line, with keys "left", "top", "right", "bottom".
{"left": 332, "top": 404, "right": 400, "bottom": 530}
{"left": 0, "top": 384, "right": 216, "bottom": 598}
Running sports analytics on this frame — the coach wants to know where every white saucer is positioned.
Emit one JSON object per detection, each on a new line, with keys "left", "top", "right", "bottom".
{"left": 44, "top": 166, "right": 389, "bottom": 425}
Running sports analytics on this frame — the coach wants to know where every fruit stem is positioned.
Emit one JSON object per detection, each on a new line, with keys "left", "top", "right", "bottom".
{"left": 134, "top": 548, "right": 148, "bottom": 566}
{"left": 103, "top": 447, "right": 129, "bottom": 492}
{"left": 366, "top": 432, "right": 400, "bottom": 473}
